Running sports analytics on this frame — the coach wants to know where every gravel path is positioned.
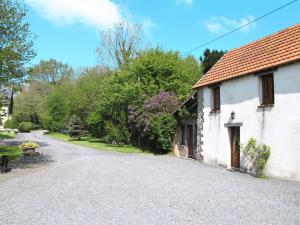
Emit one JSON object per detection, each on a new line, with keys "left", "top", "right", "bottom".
{"left": 0, "top": 131, "right": 299, "bottom": 225}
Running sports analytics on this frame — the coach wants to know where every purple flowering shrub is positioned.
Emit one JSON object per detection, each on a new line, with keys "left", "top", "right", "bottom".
{"left": 128, "top": 91, "right": 179, "bottom": 152}
{"left": 144, "top": 91, "right": 179, "bottom": 114}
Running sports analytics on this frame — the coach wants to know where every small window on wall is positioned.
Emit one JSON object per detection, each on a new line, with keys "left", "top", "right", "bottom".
{"left": 212, "top": 86, "right": 220, "bottom": 112}
{"left": 261, "top": 73, "right": 274, "bottom": 105}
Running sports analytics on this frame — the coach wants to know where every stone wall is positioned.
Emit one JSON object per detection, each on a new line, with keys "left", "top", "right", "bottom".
{"left": 172, "top": 123, "right": 189, "bottom": 158}
{"left": 195, "top": 89, "right": 204, "bottom": 161}
{"left": 172, "top": 90, "right": 204, "bottom": 161}
{"left": 172, "top": 125, "right": 181, "bottom": 157}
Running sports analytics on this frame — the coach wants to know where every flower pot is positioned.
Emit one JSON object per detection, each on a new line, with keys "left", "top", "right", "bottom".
{"left": 23, "top": 148, "right": 36, "bottom": 156}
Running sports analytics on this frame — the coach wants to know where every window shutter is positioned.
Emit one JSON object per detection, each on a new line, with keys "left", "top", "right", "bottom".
{"left": 213, "top": 86, "right": 220, "bottom": 111}
{"left": 261, "top": 73, "right": 274, "bottom": 105}
{"left": 268, "top": 75, "right": 274, "bottom": 104}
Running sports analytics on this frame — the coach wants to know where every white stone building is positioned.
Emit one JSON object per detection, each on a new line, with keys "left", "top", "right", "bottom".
{"left": 174, "top": 23, "right": 300, "bottom": 181}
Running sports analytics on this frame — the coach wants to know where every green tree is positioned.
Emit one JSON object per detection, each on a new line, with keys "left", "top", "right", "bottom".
{"left": 200, "top": 49, "right": 225, "bottom": 74}
{"left": 34, "top": 49, "right": 202, "bottom": 153}
{"left": 40, "top": 67, "right": 112, "bottom": 133}
{"left": 100, "top": 49, "right": 200, "bottom": 148}
{"left": 13, "top": 59, "right": 74, "bottom": 127}
{"left": 117, "top": 48, "right": 201, "bottom": 103}
{"left": 68, "top": 115, "right": 87, "bottom": 140}
{"left": 41, "top": 81, "right": 74, "bottom": 131}
{"left": 0, "top": 0, "right": 36, "bottom": 85}
{"left": 28, "top": 59, "right": 73, "bottom": 84}
{"left": 14, "top": 81, "right": 54, "bottom": 124}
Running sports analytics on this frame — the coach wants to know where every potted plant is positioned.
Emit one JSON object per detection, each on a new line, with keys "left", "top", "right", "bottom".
{"left": 19, "top": 141, "right": 40, "bottom": 156}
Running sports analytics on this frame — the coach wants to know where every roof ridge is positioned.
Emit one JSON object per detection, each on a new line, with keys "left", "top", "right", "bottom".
{"left": 227, "top": 23, "right": 300, "bottom": 54}
{"left": 193, "top": 23, "right": 300, "bottom": 89}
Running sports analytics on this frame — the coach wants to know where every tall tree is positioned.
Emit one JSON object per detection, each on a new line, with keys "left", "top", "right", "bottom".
{"left": 118, "top": 48, "right": 201, "bottom": 102}
{"left": 28, "top": 59, "right": 74, "bottom": 84}
{"left": 200, "top": 49, "right": 226, "bottom": 74}
{"left": 0, "top": 0, "right": 36, "bottom": 85}
{"left": 97, "top": 21, "right": 144, "bottom": 68}
{"left": 14, "top": 81, "right": 54, "bottom": 124}
{"left": 14, "top": 59, "right": 73, "bottom": 126}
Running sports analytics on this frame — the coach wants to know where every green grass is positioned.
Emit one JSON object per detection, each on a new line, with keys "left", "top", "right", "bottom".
{"left": 46, "top": 132, "right": 151, "bottom": 154}
{"left": 0, "top": 131, "right": 16, "bottom": 139}
{"left": 0, "top": 145, "right": 21, "bottom": 160}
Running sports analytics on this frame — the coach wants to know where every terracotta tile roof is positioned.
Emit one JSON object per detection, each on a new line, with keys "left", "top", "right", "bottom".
{"left": 193, "top": 23, "right": 300, "bottom": 89}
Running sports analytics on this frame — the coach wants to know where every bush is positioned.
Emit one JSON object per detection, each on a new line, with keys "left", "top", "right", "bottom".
{"left": 68, "top": 115, "right": 88, "bottom": 140}
{"left": 18, "top": 122, "right": 34, "bottom": 133}
{"left": 144, "top": 91, "right": 180, "bottom": 114}
{"left": 146, "top": 115, "right": 177, "bottom": 153}
{"left": 242, "top": 138, "right": 271, "bottom": 178}
{"left": 4, "top": 117, "right": 19, "bottom": 129}
{"left": 31, "top": 123, "right": 41, "bottom": 130}
{"left": 4, "top": 114, "right": 41, "bottom": 130}
{"left": 103, "top": 121, "right": 130, "bottom": 145}
{"left": 42, "top": 115, "right": 64, "bottom": 132}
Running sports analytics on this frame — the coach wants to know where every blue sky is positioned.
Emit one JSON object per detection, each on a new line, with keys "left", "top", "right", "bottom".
{"left": 24, "top": 0, "right": 300, "bottom": 69}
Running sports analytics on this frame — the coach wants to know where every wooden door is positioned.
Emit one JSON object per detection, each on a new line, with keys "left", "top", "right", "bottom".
{"left": 187, "top": 125, "right": 193, "bottom": 156}
{"left": 230, "top": 127, "right": 240, "bottom": 168}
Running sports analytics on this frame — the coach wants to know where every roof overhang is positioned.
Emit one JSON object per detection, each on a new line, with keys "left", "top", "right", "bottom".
{"left": 172, "top": 92, "right": 197, "bottom": 116}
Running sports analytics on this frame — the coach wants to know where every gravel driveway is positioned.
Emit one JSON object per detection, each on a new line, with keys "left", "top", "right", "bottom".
{"left": 0, "top": 131, "right": 299, "bottom": 225}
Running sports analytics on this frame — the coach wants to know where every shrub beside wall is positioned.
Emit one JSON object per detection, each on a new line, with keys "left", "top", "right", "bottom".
{"left": 146, "top": 115, "right": 177, "bottom": 153}
{"left": 242, "top": 138, "right": 271, "bottom": 178}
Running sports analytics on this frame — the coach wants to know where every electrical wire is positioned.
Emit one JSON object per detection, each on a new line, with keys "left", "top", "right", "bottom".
{"left": 183, "top": 0, "right": 299, "bottom": 55}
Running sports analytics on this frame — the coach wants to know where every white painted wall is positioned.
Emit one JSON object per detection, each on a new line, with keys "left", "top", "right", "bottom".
{"left": 201, "top": 62, "right": 300, "bottom": 181}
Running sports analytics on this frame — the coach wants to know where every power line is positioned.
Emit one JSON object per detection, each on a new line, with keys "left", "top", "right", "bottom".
{"left": 184, "top": 0, "right": 299, "bottom": 55}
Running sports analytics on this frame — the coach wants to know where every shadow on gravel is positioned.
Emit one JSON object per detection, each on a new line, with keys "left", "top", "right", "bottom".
{"left": 9, "top": 154, "right": 54, "bottom": 170}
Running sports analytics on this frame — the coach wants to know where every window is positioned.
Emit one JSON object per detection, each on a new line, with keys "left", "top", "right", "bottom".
{"left": 261, "top": 74, "right": 274, "bottom": 105}
{"left": 212, "top": 86, "right": 220, "bottom": 112}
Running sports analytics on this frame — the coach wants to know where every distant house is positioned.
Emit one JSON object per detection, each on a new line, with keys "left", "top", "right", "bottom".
{"left": 0, "top": 88, "right": 14, "bottom": 129}
{"left": 173, "top": 23, "right": 300, "bottom": 181}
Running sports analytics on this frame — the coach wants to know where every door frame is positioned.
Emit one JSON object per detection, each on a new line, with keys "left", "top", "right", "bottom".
{"left": 187, "top": 125, "right": 194, "bottom": 157}
{"left": 229, "top": 127, "right": 240, "bottom": 169}
{"left": 181, "top": 119, "right": 197, "bottom": 158}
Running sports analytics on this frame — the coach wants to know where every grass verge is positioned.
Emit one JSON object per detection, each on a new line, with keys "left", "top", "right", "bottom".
{"left": 0, "top": 145, "right": 21, "bottom": 160}
{"left": 0, "top": 131, "right": 16, "bottom": 139}
{"left": 46, "top": 132, "right": 151, "bottom": 154}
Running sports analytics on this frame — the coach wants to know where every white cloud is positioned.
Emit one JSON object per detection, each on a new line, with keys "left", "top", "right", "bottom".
{"left": 176, "top": 0, "right": 193, "bottom": 6}
{"left": 25, "top": 0, "right": 123, "bottom": 28}
{"left": 204, "top": 16, "right": 256, "bottom": 35}
{"left": 141, "top": 17, "right": 156, "bottom": 39}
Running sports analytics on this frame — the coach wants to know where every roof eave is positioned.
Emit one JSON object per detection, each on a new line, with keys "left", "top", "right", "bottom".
{"left": 192, "top": 59, "right": 300, "bottom": 89}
